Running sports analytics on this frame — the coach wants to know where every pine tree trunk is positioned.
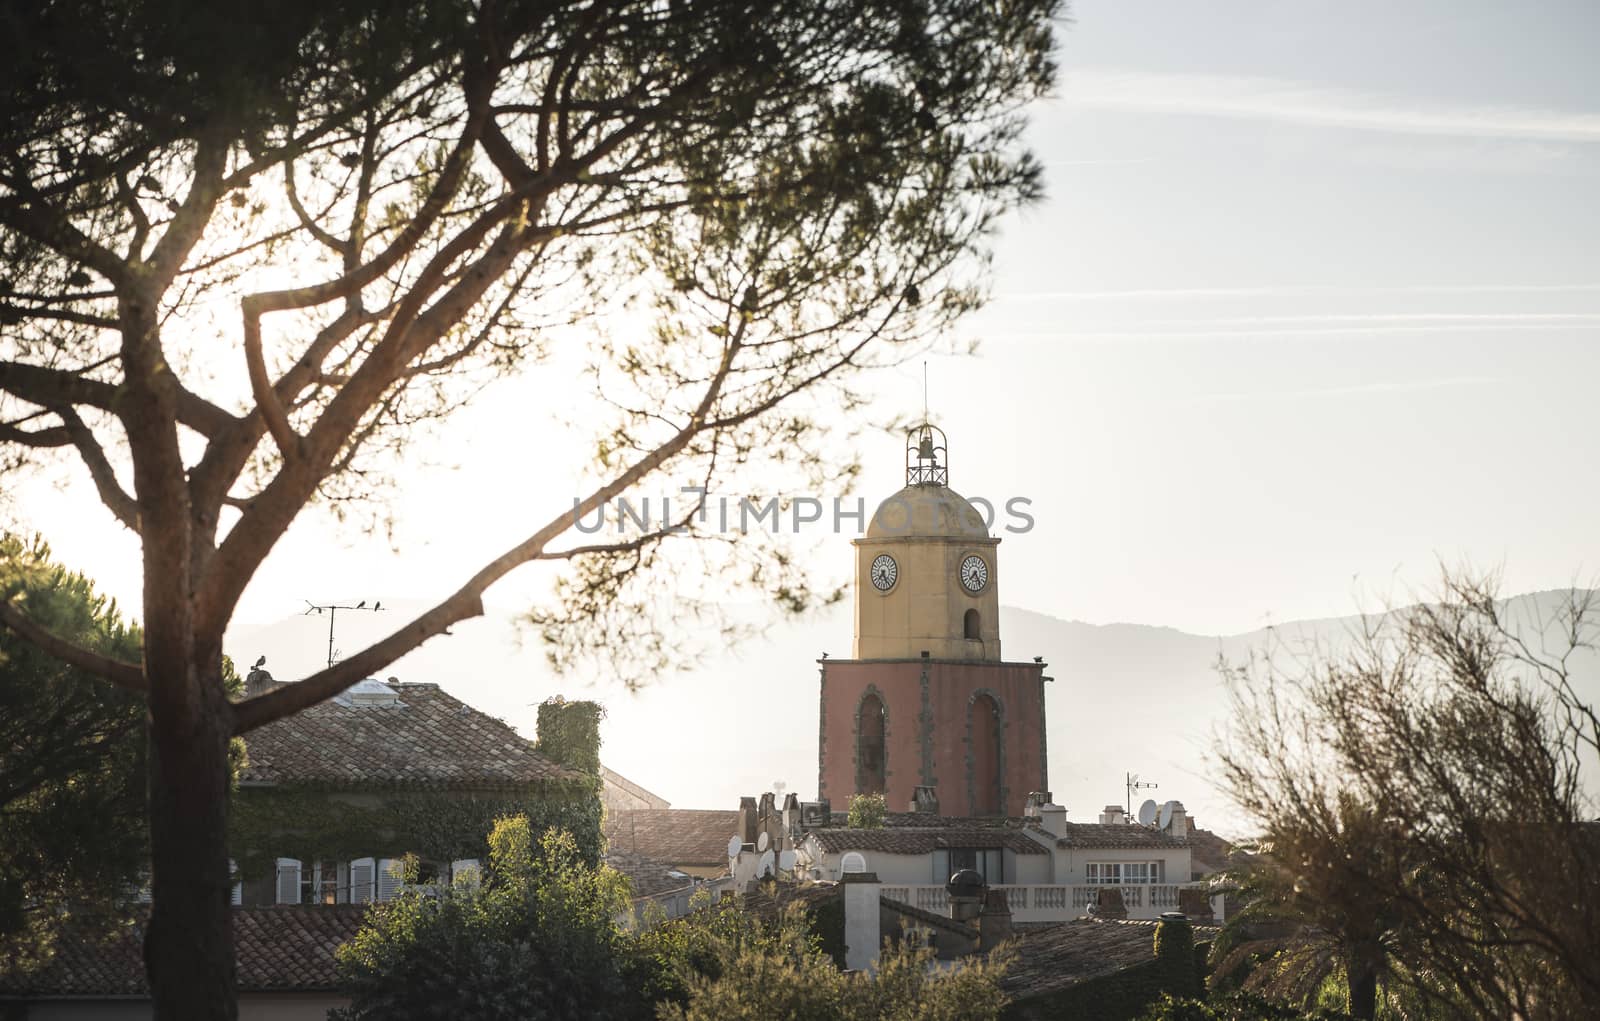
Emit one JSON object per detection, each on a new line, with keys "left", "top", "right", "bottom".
{"left": 143, "top": 657, "right": 237, "bottom": 1020}
{"left": 1348, "top": 960, "right": 1378, "bottom": 1021}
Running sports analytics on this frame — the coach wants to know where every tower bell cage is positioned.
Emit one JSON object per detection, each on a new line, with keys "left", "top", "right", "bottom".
{"left": 905, "top": 423, "right": 948, "bottom": 487}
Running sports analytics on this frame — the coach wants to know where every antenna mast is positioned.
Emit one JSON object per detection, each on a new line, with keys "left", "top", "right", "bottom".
{"left": 303, "top": 599, "right": 385, "bottom": 668}
{"left": 922, "top": 360, "right": 929, "bottom": 423}
{"left": 1125, "top": 772, "right": 1158, "bottom": 815}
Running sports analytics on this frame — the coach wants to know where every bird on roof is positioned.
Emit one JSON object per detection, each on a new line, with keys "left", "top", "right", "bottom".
{"left": 253, "top": 655, "right": 267, "bottom": 669}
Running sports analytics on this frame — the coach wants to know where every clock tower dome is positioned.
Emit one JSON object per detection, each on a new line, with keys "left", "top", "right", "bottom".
{"left": 818, "top": 424, "right": 1049, "bottom": 817}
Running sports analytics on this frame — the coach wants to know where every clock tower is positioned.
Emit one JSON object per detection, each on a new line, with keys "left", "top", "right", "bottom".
{"left": 818, "top": 424, "right": 1049, "bottom": 817}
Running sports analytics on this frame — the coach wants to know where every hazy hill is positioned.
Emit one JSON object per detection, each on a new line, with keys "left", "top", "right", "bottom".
{"left": 229, "top": 590, "right": 1598, "bottom": 840}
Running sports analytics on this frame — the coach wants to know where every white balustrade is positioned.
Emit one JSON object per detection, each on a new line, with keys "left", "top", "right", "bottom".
{"left": 873, "top": 882, "right": 1211, "bottom": 923}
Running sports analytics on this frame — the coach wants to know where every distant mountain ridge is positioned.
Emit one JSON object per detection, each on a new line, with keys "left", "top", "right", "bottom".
{"left": 230, "top": 589, "right": 1599, "bottom": 841}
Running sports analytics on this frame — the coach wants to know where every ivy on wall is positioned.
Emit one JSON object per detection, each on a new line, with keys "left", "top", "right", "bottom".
{"left": 229, "top": 780, "right": 604, "bottom": 881}
{"left": 535, "top": 697, "right": 605, "bottom": 776}
{"left": 231, "top": 694, "right": 608, "bottom": 882}
{"left": 1153, "top": 914, "right": 1201, "bottom": 1000}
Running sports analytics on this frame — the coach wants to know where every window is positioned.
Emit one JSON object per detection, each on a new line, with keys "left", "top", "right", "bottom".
{"left": 350, "top": 858, "right": 376, "bottom": 903}
{"left": 857, "top": 693, "right": 886, "bottom": 795}
{"left": 377, "top": 858, "right": 404, "bottom": 901}
{"left": 302, "top": 861, "right": 340, "bottom": 905}
{"left": 1086, "top": 862, "right": 1163, "bottom": 884}
{"left": 451, "top": 858, "right": 482, "bottom": 888}
{"left": 964, "top": 608, "right": 981, "bottom": 640}
{"left": 968, "top": 693, "right": 1002, "bottom": 815}
{"left": 933, "top": 847, "right": 1004, "bottom": 884}
{"left": 278, "top": 859, "right": 344, "bottom": 904}
{"left": 276, "top": 858, "right": 302, "bottom": 905}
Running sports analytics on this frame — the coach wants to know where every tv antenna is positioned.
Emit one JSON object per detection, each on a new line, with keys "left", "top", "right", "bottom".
{"left": 304, "top": 599, "right": 384, "bottom": 668}
{"left": 1125, "top": 772, "right": 1158, "bottom": 815}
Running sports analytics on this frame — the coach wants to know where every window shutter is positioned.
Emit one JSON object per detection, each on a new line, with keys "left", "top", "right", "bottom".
{"left": 350, "top": 858, "right": 375, "bottom": 903}
{"left": 451, "top": 859, "right": 481, "bottom": 887}
{"left": 229, "top": 859, "right": 242, "bottom": 906}
{"left": 376, "top": 858, "right": 403, "bottom": 901}
{"left": 275, "top": 858, "right": 302, "bottom": 905}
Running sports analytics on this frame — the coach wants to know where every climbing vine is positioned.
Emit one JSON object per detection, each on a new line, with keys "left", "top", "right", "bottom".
{"left": 229, "top": 779, "right": 603, "bottom": 881}
{"left": 535, "top": 697, "right": 605, "bottom": 775}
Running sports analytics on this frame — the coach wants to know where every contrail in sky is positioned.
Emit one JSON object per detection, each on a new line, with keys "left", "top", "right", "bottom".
{"left": 1059, "top": 70, "right": 1600, "bottom": 143}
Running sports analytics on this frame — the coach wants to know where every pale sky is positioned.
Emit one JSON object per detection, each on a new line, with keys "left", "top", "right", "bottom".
{"left": 7, "top": 1, "right": 1598, "bottom": 645}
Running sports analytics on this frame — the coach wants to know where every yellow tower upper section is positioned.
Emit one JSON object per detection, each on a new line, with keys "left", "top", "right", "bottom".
{"left": 851, "top": 425, "right": 1001, "bottom": 661}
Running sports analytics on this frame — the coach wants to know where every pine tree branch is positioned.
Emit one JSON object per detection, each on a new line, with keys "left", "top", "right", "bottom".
{"left": 0, "top": 599, "right": 147, "bottom": 693}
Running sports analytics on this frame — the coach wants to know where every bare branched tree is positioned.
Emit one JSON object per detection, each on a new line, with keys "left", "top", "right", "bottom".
{"left": 1214, "top": 570, "right": 1600, "bottom": 1020}
{"left": 0, "top": 1, "right": 1061, "bottom": 1016}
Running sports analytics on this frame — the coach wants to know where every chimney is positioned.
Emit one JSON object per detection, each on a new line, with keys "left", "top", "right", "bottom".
{"left": 911, "top": 785, "right": 939, "bottom": 815}
{"left": 1166, "top": 801, "right": 1188, "bottom": 839}
{"left": 1099, "top": 804, "right": 1127, "bottom": 826}
{"left": 947, "top": 869, "right": 984, "bottom": 925}
{"left": 841, "top": 871, "right": 882, "bottom": 972}
{"left": 781, "top": 793, "right": 800, "bottom": 842}
{"left": 1090, "top": 886, "right": 1128, "bottom": 920}
{"left": 1038, "top": 802, "right": 1067, "bottom": 837}
{"left": 978, "top": 888, "right": 1013, "bottom": 950}
{"left": 738, "top": 796, "right": 758, "bottom": 845}
{"left": 244, "top": 664, "right": 276, "bottom": 697}
{"left": 1023, "top": 791, "right": 1053, "bottom": 818}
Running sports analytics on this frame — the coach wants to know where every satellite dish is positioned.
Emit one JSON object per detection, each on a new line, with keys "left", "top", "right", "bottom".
{"left": 778, "top": 850, "right": 798, "bottom": 872}
{"left": 841, "top": 851, "right": 867, "bottom": 874}
{"left": 758, "top": 850, "right": 776, "bottom": 877}
{"left": 727, "top": 836, "right": 742, "bottom": 859}
{"left": 1138, "top": 800, "right": 1159, "bottom": 826}
{"left": 1158, "top": 801, "right": 1175, "bottom": 829}
{"left": 757, "top": 831, "right": 770, "bottom": 852}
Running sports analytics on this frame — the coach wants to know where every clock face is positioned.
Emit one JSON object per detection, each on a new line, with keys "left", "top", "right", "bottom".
{"left": 959, "top": 555, "right": 989, "bottom": 593}
{"left": 870, "top": 554, "right": 898, "bottom": 591}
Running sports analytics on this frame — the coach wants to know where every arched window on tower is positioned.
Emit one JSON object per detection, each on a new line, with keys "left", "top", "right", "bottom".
{"left": 964, "top": 608, "right": 981, "bottom": 641}
{"left": 969, "top": 693, "right": 1002, "bottom": 815}
{"left": 857, "top": 693, "right": 886, "bottom": 795}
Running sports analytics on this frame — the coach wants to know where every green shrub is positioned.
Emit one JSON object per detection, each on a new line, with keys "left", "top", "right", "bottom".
{"left": 1154, "top": 914, "right": 1201, "bottom": 999}
{"left": 847, "top": 793, "right": 887, "bottom": 829}
{"left": 332, "top": 816, "right": 636, "bottom": 1021}
{"left": 1139, "top": 991, "right": 1356, "bottom": 1021}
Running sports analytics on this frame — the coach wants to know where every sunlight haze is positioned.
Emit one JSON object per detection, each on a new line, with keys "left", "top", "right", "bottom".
{"left": 6, "top": 0, "right": 1596, "bottom": 820}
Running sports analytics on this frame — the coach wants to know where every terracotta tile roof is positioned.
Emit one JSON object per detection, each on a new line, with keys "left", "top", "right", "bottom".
{"left": 239, "top": 682, "right": 583, "bottom": 789}
{"left": 1000, "top": 917, "right": 1220, "bottom": 1002}
{"left": 732, "top": 879, "right": 844, "bottom": 924}
{"left": 828, "top": 811, "right": 1019, "bottom": 828}
{"left": 604, "top": 809, "right": 740, "bottom": 867}
{"left": 881, "top": 896, "right": 978, "bottom": 941}
{"left": 809, "top": 826, "right": 1050, "bottom": 855}
{"left": 600, "top": 766, "right": 671, "bottom": 809}
{"left": 605, "top": 848, "right": 700, "bottom": 900}
{"left": 1186, "top": 825, "right": 1239, "bottom": 876}
{"left": 0, "top": 906, "right": 366, "bottom": 997}
{"left": 1052, "top": 821, "right": 1189, "bottom": 850}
